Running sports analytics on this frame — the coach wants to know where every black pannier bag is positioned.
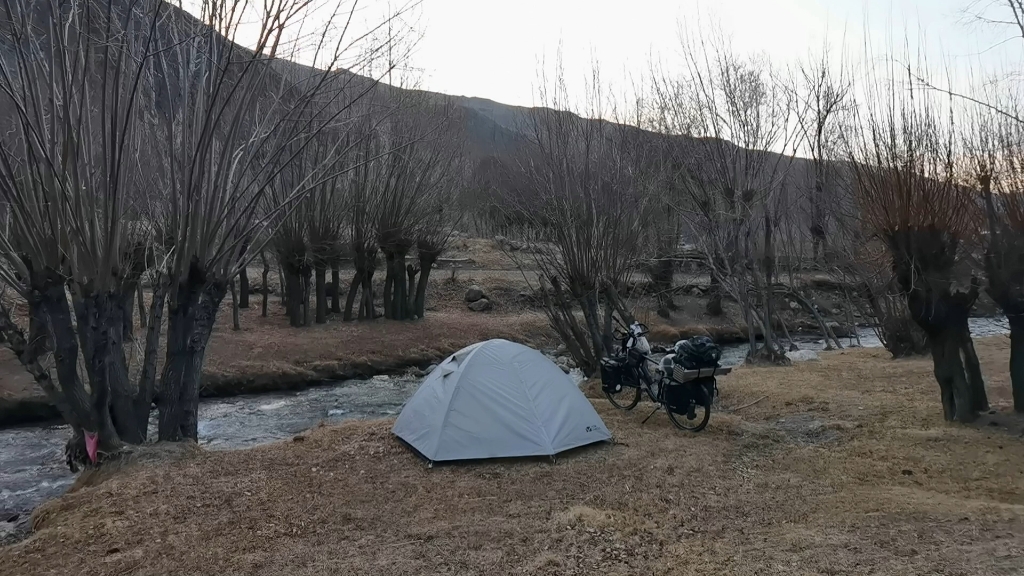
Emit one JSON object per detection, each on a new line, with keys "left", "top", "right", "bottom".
{"left": 601, "top": 356, "right": 639, "bottom": 393}
{"left": 675, "top": 336, "right": 722, "bottom": 370}
{"left": 664, "top": 378, "right": 712, "bottom": 415}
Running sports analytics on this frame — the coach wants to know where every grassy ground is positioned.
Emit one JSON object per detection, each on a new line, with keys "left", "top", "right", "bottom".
{"left": 3, "top": 337, "right": 1022, "bottom": 575}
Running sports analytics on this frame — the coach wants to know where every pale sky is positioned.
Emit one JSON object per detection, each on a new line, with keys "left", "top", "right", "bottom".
{"left": 179, "top": 0, "right": 1024, "bottom": 109}
{"left": 406, "top": 0, "right": 1024, "bottom": 107}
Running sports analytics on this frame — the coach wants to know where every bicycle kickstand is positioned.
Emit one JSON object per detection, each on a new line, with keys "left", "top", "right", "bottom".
{"left": 641, "top": 405, "right": 661, "bottom": 425}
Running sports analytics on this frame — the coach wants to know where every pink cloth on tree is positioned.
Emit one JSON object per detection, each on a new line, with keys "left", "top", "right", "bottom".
{"left": 84, "top": 432, "right": 99, "bottom": 463}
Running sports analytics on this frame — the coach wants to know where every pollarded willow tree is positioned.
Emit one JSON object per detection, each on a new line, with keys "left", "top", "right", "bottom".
{"left": 964, "top": 104, "right": 1024, "bottom": 412}
{"left": 338, "top": 99, "right": 464, "bottom": 322}
{"left": 0, "top": 0, "right": 175, "bottom": 459}
{"left": 648, "top": 29, "right": 799, "bottom": 362}
{"left": 343, "top": 128, "right": 386, "bottom": 321}
{"left": 508, "top": 65, "right": 651, "bottom": 376}
{"left": 848, "top": 70, "right": 988, "bottom": 423}
{"left": 0, "top": 0, "right": 418, "bottom": 461}
{"left": 148, "top": 0, "right": 419, "bottom": 442}
{"left": 266, "top": 135, "right": 350, "bottom": 327}
{"left": 794, "top": 46, "right": 853, "bottom": 264}
{"left": 377, "top": 106, "right": 464, "bottom": 321}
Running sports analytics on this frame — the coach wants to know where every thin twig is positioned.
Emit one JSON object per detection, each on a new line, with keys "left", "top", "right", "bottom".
{"left": 384, "top": 539, "right": 424, "bottom": 548}
{"left": 722, "top": 395, "right": 768, "bottom": 413}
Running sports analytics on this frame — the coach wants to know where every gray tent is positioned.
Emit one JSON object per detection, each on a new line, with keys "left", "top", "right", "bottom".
{"left": 392, "top": 339, "right": 612, "bottom": 462}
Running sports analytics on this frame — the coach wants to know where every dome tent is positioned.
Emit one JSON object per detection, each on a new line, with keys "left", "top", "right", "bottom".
{"left": 392, "top": 339, "right": 612, "bottom": 463}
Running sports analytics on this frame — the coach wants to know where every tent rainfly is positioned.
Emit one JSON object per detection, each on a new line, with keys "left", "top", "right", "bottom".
{"left": 392, "top": 339, "right": 612, "bottom": 463}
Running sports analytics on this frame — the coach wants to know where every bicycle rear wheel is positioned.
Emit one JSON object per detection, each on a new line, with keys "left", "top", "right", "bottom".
{"left": 667, "top": 384, "right": 711, "bottom": 431}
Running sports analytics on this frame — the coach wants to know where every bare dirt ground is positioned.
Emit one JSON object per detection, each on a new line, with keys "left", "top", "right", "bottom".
{"left": 3, "top": 337, "right": 1022, "bottom": 575}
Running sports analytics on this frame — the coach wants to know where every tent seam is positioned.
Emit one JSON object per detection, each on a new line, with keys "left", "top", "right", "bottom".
{"left": 432, "top": 342, "right": 488, "bottom": 459}
{"left": 514, "top": 358, "right": 555, "bottom": 454}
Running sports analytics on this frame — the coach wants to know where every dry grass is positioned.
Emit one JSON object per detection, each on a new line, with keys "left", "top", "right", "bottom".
{"left": 444, "top": 237, "right": 519, "bottom": 270}
{"left": 3, "top": 337, "right": 1024, "bottom": 575}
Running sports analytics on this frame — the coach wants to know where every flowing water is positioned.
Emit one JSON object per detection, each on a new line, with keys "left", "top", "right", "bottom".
{"left": 0, "top": 318, "right": 1010, "bottom": 532}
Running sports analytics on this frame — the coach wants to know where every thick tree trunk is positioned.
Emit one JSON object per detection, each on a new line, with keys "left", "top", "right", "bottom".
{"left": 544, "top": 277, "right": 598, "bottom": 375}
{"left": 302, "top": 270, "right": 312, "bottom": 326}
{"left": 331, "top": 265, "right": 342, "bottom": 314}
{"left": 360, "top": 270, "right": 375, "bottom": 319}
{"left": 344, "top": 270, "right": 362, "bottom": 321}
{"left": 390, "top": 251, "right": 409, "bottom": 320}
{"left": 930, "top": 330, "right": 977, "bottom": 423}
{"left": 580, "top": 291, "right": 605, "bottom": 362}
{"left": 107, "top": 293, "right": 140, "bottom": 443}
{"left": 406, "top": 264, "right": 419, "bottom": 318}
{"left": 261, "top": 253, "right": 270, "bottom": 318}
{"left": 649, "top": 257, "right": 675, "bottom": 314}
{"left": 230, "top": 278, "right": 241, "bottom": 331}
{"left": 123, "top": 285, "right": 136, "bottom": 341}
{"left": 284, "top": 270, "right": 303, "bottom": 327}
{"left": 75, "top": 291, "right": 137, "bottom": 446}
{"left": 136, "top": 283, "right": 147, "bottom": 329}
{"left": 159, "top": 276, "right": 226, "bottom": 442}
{"left": 278, "top": 266, "right": 287, "bottom": 308}
{"left": 382, "top": 253, "right": 395, "bottom": 319}
{"left": 811, "top": 162, "right": 827, "bottom": 263}
{"left": 239, "top": 267, "right": 250, "bottom": 309}
{"left": 602, "top": 297, "right": 615, "bottom": 355}
{"left": 0, "top": 299, "right": 75, "bottom": 427}
{"left": 39, "top": 283, "right": 97, "bottom": 434}
{"left": 960, "top": 332, "right": 988, "bottom": 413}
{"left": 135, "top": 277, "right": 167, "bottom": 438}
{"left": 315, "top": 266, "right": 328, "bottom": 324}
{"left": 706, "top": 274, "right": 723, "bottom": 317}
{"left": 1010, "top": 315, "right": 1024, "bottom": 413}
{"left": 413, "top": 255, "right": 435, "bottom": 319}
{"left": 762, "top": 213, "right": 776, "bottom": 356}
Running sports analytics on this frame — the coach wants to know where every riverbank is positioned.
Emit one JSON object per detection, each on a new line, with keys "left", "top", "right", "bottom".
{"left": 4, "top": 337, "right": 1023, "bottom": 575}
{"left": 0, "top": 283, "right": 866, "bottom": 428}
{"left": 1, "top": 309, "right": 555, "bottom": 427}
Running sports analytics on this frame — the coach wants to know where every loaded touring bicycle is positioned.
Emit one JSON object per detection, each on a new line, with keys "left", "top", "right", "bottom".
{"left": 600, "top": 322, "right": 731, "bottom": 431}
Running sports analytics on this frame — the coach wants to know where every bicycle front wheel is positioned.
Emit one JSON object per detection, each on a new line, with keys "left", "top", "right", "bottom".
{"left": 605, "top": 384, "right": 641, "bottom": 410}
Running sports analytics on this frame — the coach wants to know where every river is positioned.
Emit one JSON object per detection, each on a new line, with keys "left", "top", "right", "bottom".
{"left": 0, "top": 318, "right": 1010, "bottom": 536}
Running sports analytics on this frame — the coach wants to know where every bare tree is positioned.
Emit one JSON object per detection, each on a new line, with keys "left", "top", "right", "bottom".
{"left": 964, "top": 101, "right": 1024, "bottom": 411}
{"left": 507, "top": 64, "right": 650, "bottom": 376}
{"left": 847, "top": 65, "right": 987, "bottom": 422}
{"left": 794, "top": 46, "right": 853, "bottom": 263}
{"left": 649, "top": 30, "right": 799, "bottom": 362}
{"left": 343, "top": 126, "right": 384, "bottom": 321}
{"left": 0, "top": 0, "right": 170, "bottom": 459}
{"left": 145, "top": 0, "right": 420, "bottom": 441}
{"left": 0, "top": 0, "right": 420, "bottom": 458}
{"left": 379, "top": 105, "right": 463, "bottom": 321}
{"left": 307, "top": 157, "right": 349, "bottom": 325}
